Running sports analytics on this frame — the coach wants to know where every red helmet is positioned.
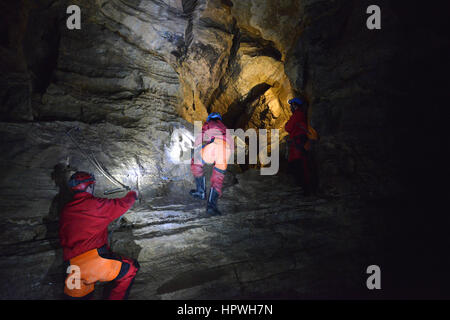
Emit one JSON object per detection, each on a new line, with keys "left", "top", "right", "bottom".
{"left": 68, "top": 171, "right": 96, "bottom": 191}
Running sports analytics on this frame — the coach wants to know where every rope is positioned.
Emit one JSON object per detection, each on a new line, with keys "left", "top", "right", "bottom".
{"left": 65, "top": 128, "right": 129, "bottom": 191}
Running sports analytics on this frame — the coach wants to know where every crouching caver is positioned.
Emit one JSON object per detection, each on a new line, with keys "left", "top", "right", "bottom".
{"left": 190, "top": 113, "right": 234, "bottom": 215}
{"left": 59, "top": 171, "right": 139, "bottom": 300}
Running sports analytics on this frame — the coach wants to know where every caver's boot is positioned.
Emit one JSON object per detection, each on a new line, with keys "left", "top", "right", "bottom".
{"left": 189, "top": 176, "right": 206, "bottom": 200}
{"left": 206, "top": 187, "right": 221, "bottom": 216}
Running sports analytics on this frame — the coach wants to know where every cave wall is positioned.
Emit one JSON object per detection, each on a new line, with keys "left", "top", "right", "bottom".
{"left": 0, "top": 1, "right": 444, "bottom": 195}
{"left": 285, "top": 0, "right": 404, "bottom": 196}
{"left": 283, "top": 0, "right": 448, "bottom": 199}
{"left": 0, "top": 0, "right": 306, "bottom": 208}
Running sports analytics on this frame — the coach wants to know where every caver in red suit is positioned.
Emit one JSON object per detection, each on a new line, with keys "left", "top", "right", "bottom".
{"left": 284, "top": 98, "right": 311, "bottom": 195}
{"left": 59, "top": 171, "right": 139, "bottom": 300}
{"left": 190, "top": 112, "right": 234, "bottom": 216}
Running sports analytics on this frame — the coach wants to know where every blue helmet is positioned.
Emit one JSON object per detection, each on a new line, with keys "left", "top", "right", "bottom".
{"left": 207, "top": 112, "right": 222, "bottom": 122}
{"left": 288, "top": 97, "right": 304, "bottom": 106}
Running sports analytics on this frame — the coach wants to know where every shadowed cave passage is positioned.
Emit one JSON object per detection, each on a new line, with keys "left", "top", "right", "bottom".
{"left": 0, "top": 0, "right": 449, "bottom": 300}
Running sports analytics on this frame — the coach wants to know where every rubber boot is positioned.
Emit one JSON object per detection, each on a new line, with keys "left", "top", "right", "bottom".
{"left": 207, "top": 187, "right": 221, "bottom": 216}
{"left": 190, "top": 176, "right": 206, "bottom": 200}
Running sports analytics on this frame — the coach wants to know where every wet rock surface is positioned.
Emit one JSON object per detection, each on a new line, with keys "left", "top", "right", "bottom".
{"left": 0, "top": 165, "right": 384, "bottom": 299}
{"left": 122, "top": 171, "right": 378, "bottom": 300}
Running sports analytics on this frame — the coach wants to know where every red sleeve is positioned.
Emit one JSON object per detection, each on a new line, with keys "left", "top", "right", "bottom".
{"left": 285, "top": 111, "right": 298, "bottom": 134}
{"left": 95, "top": 191, "right": 137, "bottom": 222}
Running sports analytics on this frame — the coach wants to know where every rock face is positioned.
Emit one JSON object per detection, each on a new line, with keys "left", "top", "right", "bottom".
{"left": 286, "top": 0, "right": 405, "bottom": 196}
{"left": 115, "top": 172, "right": 378, "bottom": 299}
{"left": 0, "top": 0, "right": 447, "bottom": 299}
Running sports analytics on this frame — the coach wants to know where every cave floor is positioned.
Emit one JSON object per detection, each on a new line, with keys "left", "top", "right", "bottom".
{"left": 106, "top": 169, "right": 383, "bottom": 300}
{"left": 0, "top": 169, "right": 386, "bottom": 300}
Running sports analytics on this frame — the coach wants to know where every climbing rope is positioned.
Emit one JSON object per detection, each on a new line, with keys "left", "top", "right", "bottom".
{"left": 65, "top": 127, "right": 130, "bottom": 194}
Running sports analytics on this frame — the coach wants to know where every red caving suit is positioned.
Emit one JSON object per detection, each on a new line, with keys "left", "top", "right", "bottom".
{"left": 59, "top": 190, "right": 139, "bottom": 299}
{"left": 190, "top": 120, "right": 234, "bottom": 196}
{"left": 285, "top": 108, "right": 311, "bottom": 188}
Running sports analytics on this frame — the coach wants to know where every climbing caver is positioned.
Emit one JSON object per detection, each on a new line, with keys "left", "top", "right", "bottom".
{"left": 190, "top": 112, "right": 234, "bottom": 215}
{"left": 59, "top": 171, "right": 140, "bottom": 299}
